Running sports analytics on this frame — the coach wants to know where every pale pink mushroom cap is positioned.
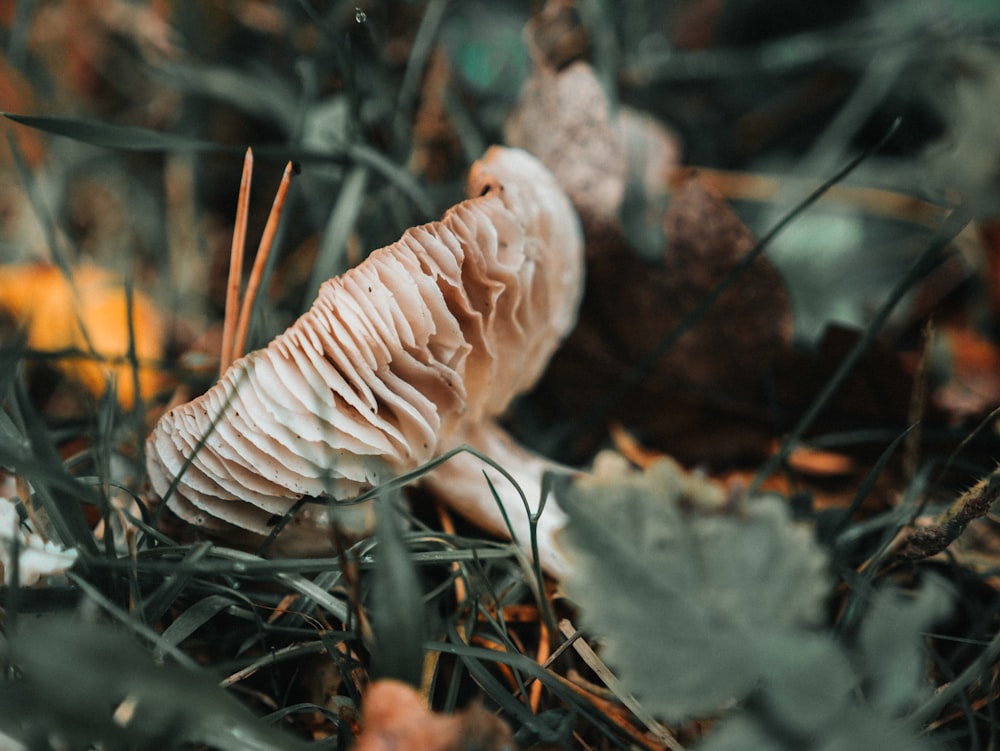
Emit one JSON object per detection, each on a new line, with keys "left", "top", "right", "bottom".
{"left": 146, "top": 147, "right": 583, "bottom": 573}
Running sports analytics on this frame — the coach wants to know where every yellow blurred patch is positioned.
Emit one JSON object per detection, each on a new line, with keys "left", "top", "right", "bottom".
{"left": 0, "top": 263, "right": 167, "bottom": 408}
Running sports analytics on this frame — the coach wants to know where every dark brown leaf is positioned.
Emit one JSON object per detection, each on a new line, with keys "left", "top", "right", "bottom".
{"left": 534, "top": 172, "right": 793, "bottom": 466}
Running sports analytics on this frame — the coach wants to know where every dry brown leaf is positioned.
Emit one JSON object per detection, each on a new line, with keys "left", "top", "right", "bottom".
{"left": 354, "top": 680, "right": 515, "bottom": 751}
{"left": 536, "top": 172, "right": 793, "bottom": 465}
{"left": 505, "top": 9, "right": 681, "bottom": 252}
{"left": 772, "top": 325, "right": 924, "bottom": 446}
{"left": 0, "top": 262, "right": 167, "bottom": 408}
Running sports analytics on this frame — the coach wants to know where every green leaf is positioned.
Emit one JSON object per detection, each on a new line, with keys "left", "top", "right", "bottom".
{"left": 371, "top": 490, "right": 427, "bottom": 687}
{"left": 157, "top": 63, "right": 297, "bottom": 133}
{"left": 701, "top": 702, "right": 937, "bottom": 751}
{"left": 556, "top": 453, "right": 831, "bottom": 722}
{"left": 856, "top": 578, "right": 952, "bottom": 716}
{"left": 0, "top": 617, "right": 312, "bottom": 751}
{"left": 4, "top": 113, "right": 212, "bottom": 151}
{"left": 556, "top": 453, "right": 949, "bottom": 749}
{"left": 155, "top": 593, "right": 240, "bottom": 659}
{"left": 755, "top": 632, "right": 855, "bottom": 736}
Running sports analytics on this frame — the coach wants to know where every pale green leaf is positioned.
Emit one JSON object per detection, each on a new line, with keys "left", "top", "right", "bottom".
{"left": 557, "top": 453, "right": 949, "bottom": 749}
{"left": 556, "top": 453, "right": 831, "bottom": 722}
{"left": 755, "top": 632, "right": 855, "bottom": 735}
{"left": 856, "top": 577, "right": 952, "bottom": 715}
{"left": 0, "top": 618, "right": 311, "bottom": 751}
{"left": 701, "top": 702, "right": 938, "bottom": 751}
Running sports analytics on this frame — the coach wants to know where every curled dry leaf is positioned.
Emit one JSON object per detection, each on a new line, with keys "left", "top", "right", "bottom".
{"left": 506, "top": 33, "right": 789, "bottom": 465}
{"left": 505, "top": 5, "right": 681, "bottom": 253}
{"left": 505, "top": 59, "right": 626, "bottom": 243}
{"left": 355, "top": 680, "right": 516, "bottom": 751}
{"left": 0, "top": 263, "right": 167, "bottom": 409}
{"left": 146, "top": 147, "right": 583, "bottom": 573}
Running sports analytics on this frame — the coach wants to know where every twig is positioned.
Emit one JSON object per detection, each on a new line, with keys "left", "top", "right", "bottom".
{"left": 233, "top": 161, "right": 294, "bottom": 360}
{"left": 220, "top": 148, "right": 253, "bottom": 375}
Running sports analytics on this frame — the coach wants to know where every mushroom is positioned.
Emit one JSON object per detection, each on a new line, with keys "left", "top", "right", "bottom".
{"left": 146, "top": 146, "right": 583, "bottom": 574}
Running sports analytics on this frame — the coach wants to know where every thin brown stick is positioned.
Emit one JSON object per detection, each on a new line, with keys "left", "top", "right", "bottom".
{"left": 220, "top": 148, "right": 254, "bottom": 375}
{"left": 558, "top": 619, "right": 684, "bottom": 751}
{"left": 530, "top": 619, "right": 549, "bottom": 712}
{"left": 233, "top": 160, "right": 294, "bottom": 361}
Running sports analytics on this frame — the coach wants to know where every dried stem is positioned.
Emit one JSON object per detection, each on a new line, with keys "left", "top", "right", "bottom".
{"left": 220, "top": 148, "right": 254, "bottom": 375}
{"left": 896, "top": 469, "right": 1000, "bottom": 560}
{"left": 233, "top": 160, "right": 293, "bottom": 361}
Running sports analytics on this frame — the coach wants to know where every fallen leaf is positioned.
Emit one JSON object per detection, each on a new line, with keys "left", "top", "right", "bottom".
{"left": 532, "top": 171, "right": 793, "bottom": 466}
{"left": 505, "top": 59, "right": 626, "bottom": 242}
{"left": 556, "top": 451, "right": 831, "bottom": 722}
{"left": 772, "top": 324, "right": 924, "bottom": 449}
{"left": 505, "top": 8, "right": 681, "bottom": 250}
{"left": 556, "top": 452, "right": 947, "bottom": 750}
{"left": 506, "top": 25, "right": 787, "bottom": 465}
{"left": 0, "top": 262, "right": 168, "bottom": 409}
{"left": 355, "top": 680, "right": 516, "bottom": 751}
{"left": 927, "top": 325, "right": 1000, "bottom": 422}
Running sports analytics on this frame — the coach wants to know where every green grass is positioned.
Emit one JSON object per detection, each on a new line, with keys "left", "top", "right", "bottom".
{"left": 2, "top": 1, "right": 1000, "bottom": 749}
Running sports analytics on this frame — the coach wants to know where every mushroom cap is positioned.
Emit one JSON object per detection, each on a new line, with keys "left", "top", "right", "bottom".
{"left": 146, "top": 146, "right": 583, "bottom": 543}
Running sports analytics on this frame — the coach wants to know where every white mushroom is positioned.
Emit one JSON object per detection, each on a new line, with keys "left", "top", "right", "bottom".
{"left": 0, "top": 497, "right": 79, "bottom": 586}
{"left": 146, "top": 147, "right": 583, "bottom": 574}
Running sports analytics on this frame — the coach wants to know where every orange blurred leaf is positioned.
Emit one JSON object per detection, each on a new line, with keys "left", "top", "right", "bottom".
{"left": 928, "top": 325, "right": 1000, "bottom": 422}
{"left": 354, "top": 680, "right": 515, "bottom": 751}
{"left": 0, "top": 262, "right": 167, "bottom": 408}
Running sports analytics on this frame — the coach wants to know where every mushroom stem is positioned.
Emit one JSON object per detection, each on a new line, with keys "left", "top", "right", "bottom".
{"left": 424, "top": 421, "right": 573, "bottom": 577}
